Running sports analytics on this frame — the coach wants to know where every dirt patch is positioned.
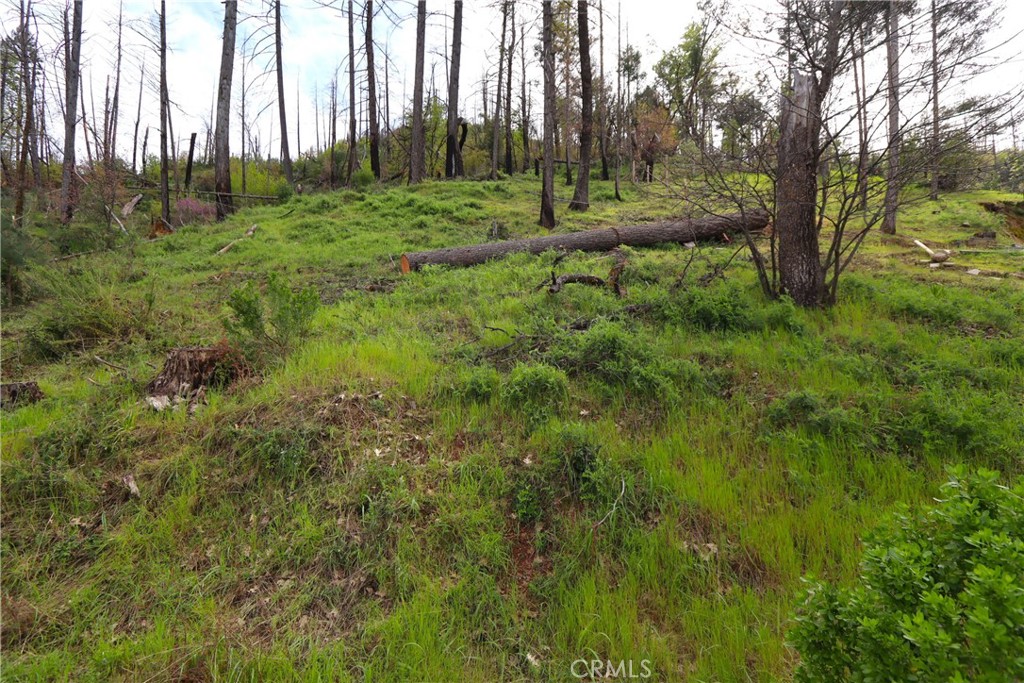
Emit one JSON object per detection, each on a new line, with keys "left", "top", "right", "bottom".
{"left": 508, "top": 524, "right": 553, "bottom": 597}
{"left": 727, "top": 545, "right": 780, "bottom": 592}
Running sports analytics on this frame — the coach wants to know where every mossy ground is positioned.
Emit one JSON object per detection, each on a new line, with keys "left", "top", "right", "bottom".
{"left": 2, "top": 176, "right": 1022, "bottom": 681}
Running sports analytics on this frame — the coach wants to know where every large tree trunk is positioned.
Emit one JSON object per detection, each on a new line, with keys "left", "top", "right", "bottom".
{"left": 540, "top": 0, "right": 556, "bottom": 228}
{"left": 598, "top": 0, "right": 608, "bottom": 181}
{"left": 409, "top": 0, "right": 427, "bottom": 183}
{"left": 365, "top": 0, "right": 381, "bottom": 179}
{"left": 776, "top": 72, "right": 823, "bottom": 307}
{"left": 882, "top": 2, "right": 900, "bottom": 235}
{"left": 214, "top": 0, "right": 237, "bottom": 221}
{"left": 929, "top": 0, "right": 940, "bottom": 201}
{"left": 445, "top": 0, "right": 464, "bottom": 177}
{"left": 159, "top": 0, "right": 170, "bottom": 225}
{"left": 520, "top": 21, "right": 529, "bottom": 174}
{"left": 569, "top": 1, "right": 593, "bottom": 211}
{"left": 346, "top": 0, "right": 357, "bottom": 185}
{"left": 614, "top": 1, "right": 622, "bottom": 201}
{"left": 14, "top": 0, "right": 34, "bottom": 228}
{"left": 401, "top": 211, "right": 768, "bottom": 272}
{"left": 490, "top": 1, "right": 508, "bottom": 180}
{"left": 60, "top": 0, "right": 83, "bottom": 226}
{"left": 504, "top": 2, "right": 515, "bottom": 175}
{"left": 275, "top": 1, "right": 293, "bottom": 183}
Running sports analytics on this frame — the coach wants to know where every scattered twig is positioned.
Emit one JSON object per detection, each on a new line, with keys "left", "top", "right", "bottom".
{"left": 94, "top": 355, "right": 130, "bottom": 375}
{"left": 216, "top": 224, "right": 259, "bottom": 255}
{"left": 591, "top": 479, "right": 626, "bottom": 531}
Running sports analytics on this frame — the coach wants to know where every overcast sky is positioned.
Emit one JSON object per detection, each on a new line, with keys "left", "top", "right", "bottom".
{"left": 3, "top": 0, "right": 1022, "bottom": 162}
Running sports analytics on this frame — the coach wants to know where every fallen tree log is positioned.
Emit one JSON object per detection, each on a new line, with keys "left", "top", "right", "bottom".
{"left": 400, "top": 210, "right": 769, "bottom": 273}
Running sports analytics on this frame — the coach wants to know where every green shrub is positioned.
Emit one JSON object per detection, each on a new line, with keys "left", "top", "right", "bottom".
{"left": 223, "top": 273, "right": 319, "bottom": 367}
{"left": 453, "top": 365, "right": 501, "bottom": 403}
{"left": 790, "top": 468, "right": 1024, "bottom": 683}
{"left": 500, "top": 363, "right": 569, "bottom": 428}
{"left": 655, "top": 282, "right": 759, "bottom": 332}
{"left": 767, "top": 390, "right": 857, "bottom": 439}
{"left": 249, "top": 428, "right": 314, "bottom": 481}
{"left": 352, "top": 166, "right": 375, "bottom": 189}
{"left": 549, "top": 321, "right": 674, "bottom": 400}
{"left": 24, "top": 267, "right": 155, "bottom": 359}
{"left": 512, "top": 483, "right": 543, "bottom": 525}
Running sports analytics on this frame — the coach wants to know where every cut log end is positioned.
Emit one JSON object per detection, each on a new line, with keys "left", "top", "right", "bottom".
{"left": 400, "top": 254, "right": 412, "bottom": 274}
{"left": 146, "top": 346, "right": 234, "bottom": 399}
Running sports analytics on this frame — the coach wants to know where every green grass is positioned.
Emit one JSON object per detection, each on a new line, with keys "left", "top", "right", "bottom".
{"left": 2, "top": 176, "right": 1022, "bottom": 681}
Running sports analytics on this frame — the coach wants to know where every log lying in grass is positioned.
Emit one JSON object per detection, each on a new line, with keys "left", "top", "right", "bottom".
{"left": 399, "top": 210, "right": 769, "bottom": 273}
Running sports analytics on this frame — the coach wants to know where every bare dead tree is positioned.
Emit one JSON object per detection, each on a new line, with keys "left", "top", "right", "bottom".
{"left": 504, "top": 1, "right": 516, "bottom": 175}
{"left": 365, "top": 0, "right": 381, "bottom": 179}
{"left": 445, "top": 0, "right": 464, "bottom": 177}
{"left": 346, "top": 0, "right": 357, "bottom": 185}
{"left": 569, "top": 0, "right": 593, "bottom": 211}
{"left": 409, "top": 0, "right": 426, "bottom": 183}
{"left": 881, "top": 1, "right": 900, "bottom": 235}
{"left": 215, "top": 0, "right": 237, "bottom": 220}
{"left": 60, "top": 0, "right": 83, "bottom": 225}
{"left": 520, "top": 16, "right": 530, "bottom": 174}
{"left": 272, "top": 1, "right": 293, "bottom": 183}
{"left": 159, "top": 0, "right": 169, "bottom": 224}
{"left": 490, "top": 1, "right": 509, "bottom": 179}
{"left": 540, "top": 0, "right": 556, "bottom": 228}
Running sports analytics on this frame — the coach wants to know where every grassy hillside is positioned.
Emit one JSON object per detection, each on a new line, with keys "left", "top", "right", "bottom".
{"left": 2, "top": 177, "right": 1023, "bottom": 681}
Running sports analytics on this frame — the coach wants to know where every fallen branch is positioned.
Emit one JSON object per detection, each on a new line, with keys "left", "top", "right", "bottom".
{"left": 545, "top": 273, "right": 607, "bottom": 294}
{"left": 217, "top": 224, "right": 259, "bottom": 255}
{"left": 400, "top": 210, "right": 768, "bottom": 272}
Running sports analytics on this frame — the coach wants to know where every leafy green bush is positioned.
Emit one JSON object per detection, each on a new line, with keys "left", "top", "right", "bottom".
{"left": 223, "top": 273, "right": 319, "bottom": 366}
{"left": 790, "top": 468, "right": 1024, "bottom": 683}
{"left": 500, "top": 363, "right": 569, "bottom": 428}
{"left": 549, "top": 321, "right": 680, "bottom": 401}
{"left": 24, "top": 267, "right": 154, "bottom": 359}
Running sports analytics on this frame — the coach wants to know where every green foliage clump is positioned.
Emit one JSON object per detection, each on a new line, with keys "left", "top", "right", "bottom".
{"left": 768, "top": 390, "right": 857, "bottom": 439}
{"left": 223, "top": 273, "right": 319, "bottom": 366}
{"left": 549, "top": 321, "right": 681, "bottom": 401}
{"left": 241, "top": 427, "right": 314, "bottom": 481}
{"left": 500, "top": 363, "right": 569, "bottom": 428}
{"left": 24, "top": 267, "right": 154, "bottom": 359}
{"left": 516, "top": 423, "right": 657, "bottom": 534}
{"left": 452, "top": 365, "right": 501, "bottom": 403}
{"left": 790, "top": 468, "right": 1024, "bottom": 683}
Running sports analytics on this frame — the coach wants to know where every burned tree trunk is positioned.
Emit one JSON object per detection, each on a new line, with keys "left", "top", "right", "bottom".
{"left": 401, "top": 210, "right": 768, "bottom": 272}
{"left": 540, "top": 0, "right": 556, "bottom": 229}
{"left": 409, "top": 0, "right": 426, "bottom": 183}
{"left": 882, "top": 2, "right": 900, "bottom": 235}
{"left": 275, "top": 0, "right": 293, "bottom": 184}
{"left": 490, "top": 1, "right": 508, "bottom": 180}
{"left": 60, "top": 0, "right": 83, "bottom": 225}
{"left": 159, "top": 0, "right": 170, "bottom": 225}
{"left": 215, "top": 0, "right": 237, "bottom": 220}
{"left": 775, "top": 72, "right": 823, "bottom": 307}
{"left": 569, "top": 0, "right": 593, "bottom": 211}
{"left": 365, "top": 0, "right": 381, "bottom": 179}
{"left": 445, "top": 0, "right": 464, "bottom": 178}
{"left": 346, "top": 0, "right": 357, "bottom": 185}
{"left": 504, "top": 2, "right": 516, "bottom": 175}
